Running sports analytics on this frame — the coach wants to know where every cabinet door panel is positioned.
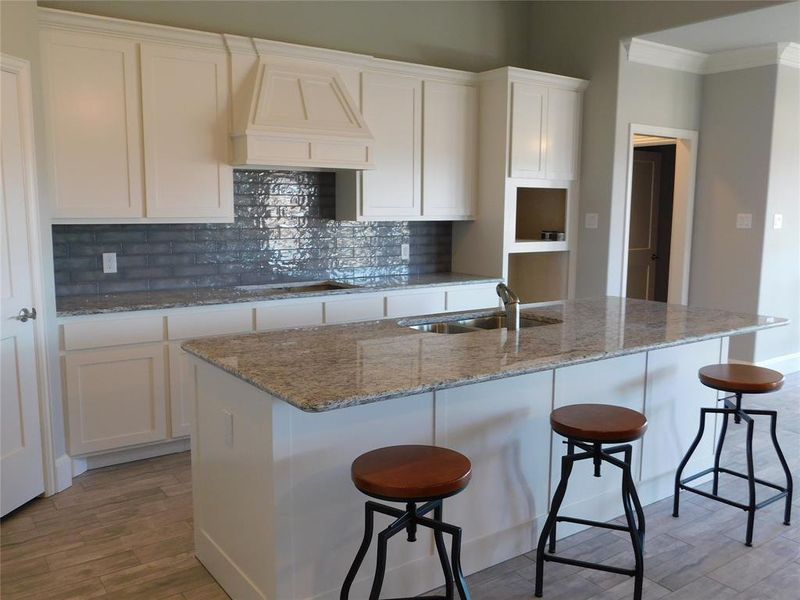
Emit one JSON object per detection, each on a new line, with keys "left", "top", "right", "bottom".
{"left": 546, "top": 88, "right": 580, "bottom": 180}
{"left": 422, "top": 81, "right": 477, "bottom": 218}
{"left": 42, "top": 31, "right": 143, "bottom": 218}
{"left": 324, "top": 296, "right": 384, "bottom": 324}
{"left": 446, "top": 286, "right": 500, "bottom": 312}
{"left": 641, "top": 339, "right": 721, "bottom": 481}
{"left": 361, "top": 72, "right": 421, "bottom": 218}
{"left": 65, "top": 344, "right": 167, "bottom": 454}
{"left": 256, "top": 301, "right": 325, "bottom": 331}
{"left": 551, "top": 353, "right": 646, "bottom": 528}
{"left": 169, "top": 343, "right": 193, "bottom": 438}
{"left": 509, "top": 82, "right": 547, "bottom": 179}
{"left": 141, "top": 44, "right": 232, "bottom": 219}
{"left": 385, "top": 291, "right": 446, "bottom": 318}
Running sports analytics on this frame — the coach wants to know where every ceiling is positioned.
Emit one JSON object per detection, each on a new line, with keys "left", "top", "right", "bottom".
{"left": 642, "top": 2, "right": 800, "bottom": 53}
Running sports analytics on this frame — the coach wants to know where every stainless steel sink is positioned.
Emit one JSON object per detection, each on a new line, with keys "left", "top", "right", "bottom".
{"left": 407, "top": 313, "right": 560, "bottom": 334}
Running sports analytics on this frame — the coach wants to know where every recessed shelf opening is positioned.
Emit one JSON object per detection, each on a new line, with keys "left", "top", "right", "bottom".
{"left": 515, "top": 187, "right": 567, "bottom": 243}
{"left": 508, "top": 251, "right": 569, "bottom": 304}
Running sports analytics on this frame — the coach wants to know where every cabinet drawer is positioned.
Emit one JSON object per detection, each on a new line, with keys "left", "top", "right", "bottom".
{"left": 62, "top": 315, "right": 164, "bottom": 350}
{"left": 256, "top": 301, "right": 324, "bottom": 331}
{"left": 446, "top": 286, "right": 500, "bottom": 312}
{"left": 386, "top": 291, "right": 446, "bottom": 318}
{"left": 167, "top": 308, "right": 253, "bottom": 340}
{"left": 324, "top": 296, "right": 384, "bottom": 324}
{"left": 65, "top": 343, "right": 167, "bottom": 455}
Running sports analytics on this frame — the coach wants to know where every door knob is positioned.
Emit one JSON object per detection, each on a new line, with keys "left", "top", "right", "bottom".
{"left": 16, "top": 307, "right": 37, "bottom": 322}
{"left": 650, "top": 254, "right": 659, "bottom": 261}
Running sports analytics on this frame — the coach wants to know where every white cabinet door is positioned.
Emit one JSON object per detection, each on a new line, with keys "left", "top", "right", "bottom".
{"left": 422, "top": 80, "right": 477, "bottom": 218}
{"left": 446, "top": 285, "right": 500, "bottom": 312}
{"left": 140, "top": 43, "right": 232, "bottom": 220}
{"left": 324, "top": 295, "right": 384, "bottom": 324}
{"left": 551, "top": 353, "right": 647, "bottom": 531}
{"left": 256, "top": 301, "right": 324, "bottom": 331}
{"left": 641, "top": 339, "right": 721, "bottom": 482}
{"left": 361, "top": 71, "right": 422, "bottom": 218}
{"left": 168, "top": 343, "right": 193, "bottom": 438}
{"left": 546, "top": 88, "right": 580, "bottom": 180}
{"left": 385, "top": 291, "right": 446, "bottom": 318}
{"left": 41, "top": 30, "right": 144, "bottom": 218}
{"left": 65, "top": 343, "right": 167, "bottom": 455}
{"left": 509, "top": 82, "right": 548, "bottom": 179}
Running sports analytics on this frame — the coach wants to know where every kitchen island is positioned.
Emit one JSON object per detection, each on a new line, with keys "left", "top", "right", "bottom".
{"left": 182, "top": 297, "right": 785, "bottom": 600}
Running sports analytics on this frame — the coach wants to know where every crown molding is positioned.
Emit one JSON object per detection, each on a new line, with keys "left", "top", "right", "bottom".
{"left": 625, "top": 38, "right": 707, "bottom": 74}
{"left": 38, "top": 7, "right": 226, "bottom": 51}
{"left": 627, "top": 38, "right": 800, "bottom": 74}
{"left": 779, "top": 42, "right": 800, "bottom": 69}
{"left": 478, "top": 66, "right": 588, "bottom": 91}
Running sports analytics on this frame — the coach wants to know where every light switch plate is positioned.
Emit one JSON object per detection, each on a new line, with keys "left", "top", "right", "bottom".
{"left": 773, "top": 214, "right": 783, "bottom": 229}
{"left": 584, "top": 213, "right": 599, "bottom": 229}
{"left": 102, "top": 252, "right": 117, "bottom": 273}
{"left": 736, "top": 213, "right": 752, "bottom": 229}
{"left": 401, "top": 243, "right": 410, "bottom": 261}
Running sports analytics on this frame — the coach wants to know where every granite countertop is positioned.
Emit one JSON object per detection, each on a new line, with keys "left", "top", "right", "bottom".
{"left": 56, "top": 273, "right": 500, "bottom": 317}
{"left": 181, "top": 296, "right": 787, "bottom": 413}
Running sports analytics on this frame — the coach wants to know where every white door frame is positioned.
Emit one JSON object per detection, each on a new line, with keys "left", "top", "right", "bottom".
{"left": 621, "top": 123, "right": 699, "bottom": 305}
{"left": 1, "top": 54, "right": 59, "bottom": 496}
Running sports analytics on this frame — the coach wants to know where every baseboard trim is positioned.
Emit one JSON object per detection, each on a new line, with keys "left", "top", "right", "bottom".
{"left": 51, "top": 454, "right": 73, "bottom": 494}
{"left": 758, "top": 352, "right": 800, "bottom": 375}
{"left": 71, "top": 437, "right": 190, "bottom": 474}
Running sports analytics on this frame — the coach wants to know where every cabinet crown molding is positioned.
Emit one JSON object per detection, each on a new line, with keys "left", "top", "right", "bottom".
{"left": 39, "top": 7, "right": 227, "bottom": 51}
{"left": 479, "top": 67, "right": 588, "bottom": 91}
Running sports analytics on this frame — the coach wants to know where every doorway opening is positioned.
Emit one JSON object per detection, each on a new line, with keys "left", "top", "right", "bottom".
{"left": 622, "top": 125, "right": 699, "bottom": 305}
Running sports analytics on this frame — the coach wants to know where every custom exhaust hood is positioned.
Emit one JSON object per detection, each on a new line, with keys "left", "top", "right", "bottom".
{"left": 231, "top": 59, "right": 374, "bottom": 170}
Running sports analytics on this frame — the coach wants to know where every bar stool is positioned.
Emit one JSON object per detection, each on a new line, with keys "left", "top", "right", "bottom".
{"left": 340, "top": 444, "right": 472, "bottom": 600}
{"left": 673, "top": 364, "right": 792, "bottom": 546}
{"left": 535, "top": 404, "right": 648, "bottom": 600}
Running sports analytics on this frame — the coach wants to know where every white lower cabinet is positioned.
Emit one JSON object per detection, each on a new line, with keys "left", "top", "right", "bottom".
{"left": 446, "top": 285, "right": 500, "bottom": 312}
{"left": 550, "top": 353, "right": 647, "bottom": 530}
{"left": 168, "top": 343, "right": 194, "bottom": 438}
{"left": 385, "top": 290, "right": 446, "bottom": 318}
{"left": 65, "top": 343, "right": 167, "bottom": 455}
{"left": 324, "top": 295, "right": 385, "bottom": 324}
{"left": 256, "top": 301, "right": 324, "bottom": 331}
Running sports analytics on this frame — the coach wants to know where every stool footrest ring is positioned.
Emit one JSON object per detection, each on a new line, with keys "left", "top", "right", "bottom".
{"left": 541, "top": 553, "right": 636, "bottom": 577}
{"left": 555, "top": 515, "right": 631, "bottom": 533}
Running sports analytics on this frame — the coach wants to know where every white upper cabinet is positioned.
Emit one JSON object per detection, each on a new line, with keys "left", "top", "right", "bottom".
{"left": 545, "top": 88, "right": 581, "bottom": 180}
{"left": 41, "top": 30, "right": 144, "bottom": 219}
{"left": 509, "top": 79, "right": 582, "bottom": 181}
{"left": 40, "top": 20, "right": 233, "bottom": 223}
{"left": 509, "top": 82, "right": 548, "bottom": 179}
{"left": 422, "top": 80, "right": 478, "bottom": 219}
{"left": 140, "top": 43, "right": 232, "bottom": 219}
{"left": 360, "top": 71, "right": 422, "bottom": 218}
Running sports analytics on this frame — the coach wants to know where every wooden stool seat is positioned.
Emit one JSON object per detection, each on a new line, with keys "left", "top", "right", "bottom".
{"left": 550, "top": 404, "right": 648, "bottom": 444}
{"left": 698, "top": 363, "right": 784, "bottom": 394}
{"left": 351, "top": 445, "right": 472, "bottom": 502}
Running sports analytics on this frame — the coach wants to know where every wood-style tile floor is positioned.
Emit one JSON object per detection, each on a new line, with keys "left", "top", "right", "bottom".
{"left": 2, "top": 373, "right": 797, "bottom": 599}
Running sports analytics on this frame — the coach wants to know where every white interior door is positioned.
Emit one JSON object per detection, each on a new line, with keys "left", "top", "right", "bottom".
{"left": 626, "top": 150, "right": 661, "bottom": 300}
{"left": 1, "top": 57, "right": 45, "bottom": 516}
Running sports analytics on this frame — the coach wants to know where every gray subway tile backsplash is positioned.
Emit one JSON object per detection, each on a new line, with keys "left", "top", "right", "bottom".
{"left": 53, "top": 170, "right": 453, "bottom": 297}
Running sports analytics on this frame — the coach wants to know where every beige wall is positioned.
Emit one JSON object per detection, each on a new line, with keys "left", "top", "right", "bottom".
{"left": 1, "top": 1, "right": 68, "bottom": 461}
{"left": 38, "top": 0, "right": 530, "bottom": 72}
{"left": 526, "top": 1, "right": 778, "bottom": 298}
{"left": 756, "top": 64, "right": 800, "bottom": 365}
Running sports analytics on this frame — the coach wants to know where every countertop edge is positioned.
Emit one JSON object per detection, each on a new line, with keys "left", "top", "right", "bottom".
{"left": 182, "top": 319, "right": 785, "bottom": 414}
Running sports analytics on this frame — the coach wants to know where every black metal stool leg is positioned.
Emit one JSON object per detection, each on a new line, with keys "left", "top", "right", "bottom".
{"left": 745, "top": 416, "right": 757, "bottom": 547}
{"left": 434, "top": 502, "right": 455, "bottom": 599}
{"left": 674, "top": 407, "right": 707, "bottom": 518}
{"left": 621, "top": 462, "right": 644, "bottom": 600}
{"left": 535, "top": 452, "right": 574, "bottom": 598}
{"left": 768, "top": 411, "right": 794, "bottom": 526}
{"left": 341, "top": 502, "right": 376, "bottom": 600}
{"left": 713, "top": 411, "right": 730, "bottom": 496}
{"left": 623, "top": 446, "right": 646, "bottom": 546}
{"left": 449, "top": 526, "right": 471, "bottom": 600}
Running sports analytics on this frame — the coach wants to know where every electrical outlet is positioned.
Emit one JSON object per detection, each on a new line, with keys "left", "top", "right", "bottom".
{"left": 736, "top": 213, "right": 752, "bottom": 229}
{"left": 584, "top": 213, "right": 599, "bottom": 229}
{"left": 102, "top": 252, "right": 117, "bottom": 273}
{"left": 773, "top": 213, "right": 783, "bottom": 229}
{"left": 401, "top": 243, "right": 410, "bottom": 261}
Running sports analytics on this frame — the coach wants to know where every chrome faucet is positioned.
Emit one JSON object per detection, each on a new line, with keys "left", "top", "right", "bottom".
{"left": 496, "top": 283, "right": 520, "bottom": 331}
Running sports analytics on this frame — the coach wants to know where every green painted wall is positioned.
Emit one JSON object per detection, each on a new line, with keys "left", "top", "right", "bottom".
{"left": 37, "top": 0, "right": 531, "bottom": 72}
